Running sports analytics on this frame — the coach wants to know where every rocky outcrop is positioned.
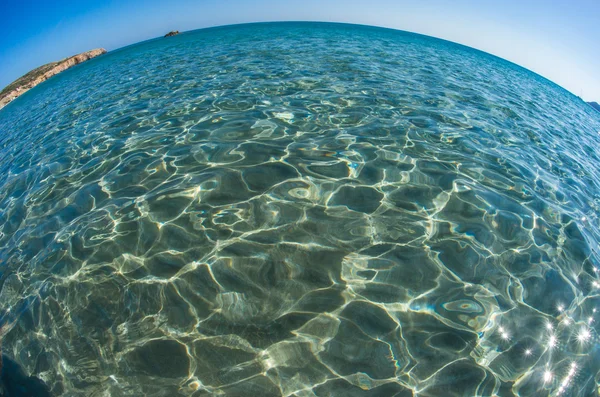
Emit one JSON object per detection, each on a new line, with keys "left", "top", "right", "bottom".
{"left": 164, "top": 31, "right": 180, "bottom": 37}
{"left": 0, "top": 48, "right": 106, "bottom": 111}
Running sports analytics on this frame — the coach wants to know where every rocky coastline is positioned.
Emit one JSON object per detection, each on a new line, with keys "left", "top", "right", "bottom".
{"left": 0, "top": 48, "right": 106, "bottom": 110}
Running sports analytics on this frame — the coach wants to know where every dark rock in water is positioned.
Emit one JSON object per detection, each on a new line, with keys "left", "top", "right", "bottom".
{"left": 164, "top": 30, "right": 180, "bottom": 37}
{"left": 0, "top": 355, "right": 51, "bottom": 397}
{"left": 588, "top": 101, "right": 600, "bottom": 113}
{"left": 121, "top": 339, "right": 190, "bottom": 378}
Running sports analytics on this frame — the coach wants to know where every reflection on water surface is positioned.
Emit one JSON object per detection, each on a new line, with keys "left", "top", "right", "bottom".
{"left": 1, "top": 22, "right": 600, "bottom": 396}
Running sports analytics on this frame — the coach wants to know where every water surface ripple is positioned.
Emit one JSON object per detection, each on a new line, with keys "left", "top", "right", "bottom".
{"left": 1, "top": 22, "right": 600, "bottom": 396}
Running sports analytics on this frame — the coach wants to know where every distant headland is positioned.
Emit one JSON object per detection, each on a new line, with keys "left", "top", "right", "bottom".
{"left": 0, "top": 48, "right": 106, "bottom": 110}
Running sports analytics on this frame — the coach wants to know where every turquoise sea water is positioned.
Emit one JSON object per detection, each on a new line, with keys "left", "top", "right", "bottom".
{"left": 1, "top": 22, "right": 600, "bottom": 396}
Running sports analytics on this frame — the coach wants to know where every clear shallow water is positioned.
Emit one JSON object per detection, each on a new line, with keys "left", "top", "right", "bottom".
{"left": 1, "top": 22, "right": 600, "bottom": 396}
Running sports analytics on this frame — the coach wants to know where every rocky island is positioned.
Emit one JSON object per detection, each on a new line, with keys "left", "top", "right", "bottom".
{"left": 164, "top": 31, "right": 180, "bottom": 37}
{"left": 588, "top": 101, "right": 600, "bottom": 113}
{"left": 0, "top": 48, "right": 106, "bottom": 110}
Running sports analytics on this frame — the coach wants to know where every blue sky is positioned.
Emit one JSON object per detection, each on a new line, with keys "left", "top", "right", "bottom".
{"left": 1, "top": 0, "right": 599, "bottom": 101}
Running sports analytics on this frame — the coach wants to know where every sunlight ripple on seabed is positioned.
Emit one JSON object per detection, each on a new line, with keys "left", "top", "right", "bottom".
{"left": 0, "top": 22, "right": 600, "bottom": 397}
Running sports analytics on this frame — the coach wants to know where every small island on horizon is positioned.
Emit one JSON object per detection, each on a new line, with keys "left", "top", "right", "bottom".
{"left": 0, "top": 49, "right": 106, "bottom": 110}
{"left": 588, "top": 101, "right": 600, "bottom": 113}
{"left": 0, "top": 30, "right": 186, "bottom": 111}
{"left": 0, "top": 34, "right": 598, "bottom": 117}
